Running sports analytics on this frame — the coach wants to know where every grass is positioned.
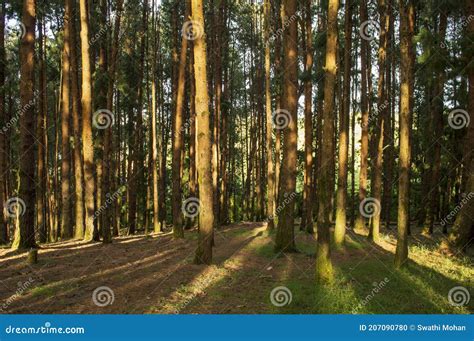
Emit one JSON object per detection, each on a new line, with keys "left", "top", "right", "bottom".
{"left": 192, "top": 227, "right": 473, "bottom": 314}
{"left": 30, "top": 285, "right": 56, "bottom": 298}
{"left": 269, "top": 257, "right": 472, "bottom": 314}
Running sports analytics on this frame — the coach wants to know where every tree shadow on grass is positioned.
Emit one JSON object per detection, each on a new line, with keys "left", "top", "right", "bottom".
{"left": 260, "top": 229, "right": 472, "bottom": 314}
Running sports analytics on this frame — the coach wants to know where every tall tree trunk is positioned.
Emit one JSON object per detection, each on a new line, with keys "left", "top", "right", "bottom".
{"left": 69, "top": 0, "right": 84, "bottom": 240}
{"left": 0, "top": 1, "right": 6, "bottom": 244}
{"left": 354, "top": 0, "right": 370, "bottom": 233}
{"left": 383, "top": 0, "right": 394, "bottom": 230}
{"left": 79, "top": 0, "right": 98, "bottom": 242}
{"left": 448, "top": 0, "right": 474, "bottom": 251}
{"left": 264, "top": 0, "right": 275, "bottom": 231}
{"left": 395, "top": 0, "right": 414, "bottom": 268}
{"left": 192, "top": 0, "right": 214, "bottom": 264}
{"left": 274, "top": 0, "right": 282, "bottom": 206}
{"left": 212, "top": 0, "right": 222, "bottom": 227}
{"left": 102, "top": 0, "right": 123, "bottom": 243}
{"left": 369, "top": 0, "right": 389, "bottom": 242}
{"left": 151, "top": 0, "right": 161, "bottom": 234}
{"left": 316, "top": 0, "right": 338, "bottom": 282}
{"left": 274, "top": 0, "right": 298, "bottom": 253}
{"left": 423, "top": 12, "right": 447, "bottom": 235}
{"left": 128, "top": 1, "right": 147, "bottom": 235}
{"left": 60, "top": 0, "right": 73, "bottom": 240}
{"left": 36, "top": 16, "right": 47, "bottom": 243}
{"left": 334, "top": 0, "right": 352, "bottom": 247}
{"left": 301, "top": 0, "right": 314, "bottom": 234}
{"left": 13, "top": 0, "right": 37, "bottom": 249}
{"left": 172, "top": 0, "right": 189, "bottom": 239}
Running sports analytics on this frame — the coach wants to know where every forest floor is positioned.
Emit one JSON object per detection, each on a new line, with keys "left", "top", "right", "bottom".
{"left": 0, "top": 222, "right": 472, "bottom": 314}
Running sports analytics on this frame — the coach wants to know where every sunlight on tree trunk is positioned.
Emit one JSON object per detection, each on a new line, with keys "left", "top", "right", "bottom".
{"left": 316, "top": 0, "right": 339, "bottom": 283}
{"left": 192, "top": 0, "right": 214, "bottom": 265}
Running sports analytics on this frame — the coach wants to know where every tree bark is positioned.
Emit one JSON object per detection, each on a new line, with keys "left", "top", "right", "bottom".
{"left": 369, "top": 0, "right": 389, "bottom": 242}
{"left": 354, "top": 0, "right": 370, "bottom": 233}
{"left": 264, "top": 0, "right": 275, "bottom": 231}
{"left": 192, "top": 0, "right": 214, "bottom": 264}
{"left": 334, "top": 0, "right": 352, "bottom": 247}
{"left": 60, "top": 0, "right": 73, "bottom": 240}
{"left": 301, "top": 0, "right": 314, "bottom": 235}
{"left": 274, "top": 0, "right": 298, "bottom": 253}
{"left": 172, "top": 0, "right": 189, "bottom": 239}
{"left": 448, "top": 0, "right": 474, "bottom": 251}
{"left": 13, "top": 0, "right": 37, "bottom": 249}
{"left": 79, "top": 0, "right": 98, "bottom": 242}
{"left": 0, "top": 1, "right": 6, "bottom": 244}
{"left": 316, "top": 0, "right": 338, "bottom": 282}
{"left": 395, "top": 0, "right": 414, "bottom": 268}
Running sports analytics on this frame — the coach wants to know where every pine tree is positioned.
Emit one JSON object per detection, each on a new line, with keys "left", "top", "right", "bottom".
{"left": 193, "top": 0, "right": 214, "bottom": 264}
{"left": 316, "top": 0, "right": 339, "bottom": 282}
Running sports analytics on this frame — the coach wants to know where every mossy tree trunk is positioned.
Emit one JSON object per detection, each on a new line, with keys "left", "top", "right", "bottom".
{"left": 315, "top": 0, "right": 339, "bottom": 283}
